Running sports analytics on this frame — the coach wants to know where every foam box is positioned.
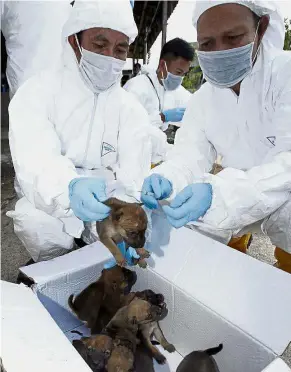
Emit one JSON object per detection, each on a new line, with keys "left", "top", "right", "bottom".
{"left": 1, "top": 213, "right": 291, "bottom": 372}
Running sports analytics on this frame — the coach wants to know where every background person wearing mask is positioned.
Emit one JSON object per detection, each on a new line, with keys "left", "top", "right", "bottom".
{"left": 7, "top": 1, "right": 152, "bottom": 265}
{"left": 124, "top": 38, "right": 194, "bottom": 132}
{"left": 141, "top": 0, "right": 291, "bottom": 273}
{"left": 1, "top": 0, "right": 72, "bottom": 98}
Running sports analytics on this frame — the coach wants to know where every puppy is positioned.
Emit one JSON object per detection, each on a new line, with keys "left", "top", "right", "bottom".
{"left": 68, "top": 266, "right": 136, "bottom": 331}
{"left": 176, "top": 344, "right": 223, "bottom": 372}
{"left": 96, "top": 197, "right": 150, "bottom": 268}
{"left": 134, "top": 343, "right": 155, "bottom": 372}
{"left": 105, "top": 298, "right": 164, "bottom": 372}
{"left": 136, "top": 290, "right": 175, "bottom": 365}
{"left": 73, "top": 334, "right": 113, "bottom": 372}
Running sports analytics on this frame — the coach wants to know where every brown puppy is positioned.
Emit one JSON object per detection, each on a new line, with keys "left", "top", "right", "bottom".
{"left": 134, "top": 343, "right": 155, "bottom": 372}
{"left": 176, "top": 344, "right": 223, "bottom": 372}
{"left": 96, "top": 197, "right": 150, "bottom": 268}
{"left": 136, "top": 290, "right": 175, "bottom": 365}
{"left": 105, "top": 298, "right": 164, "bottom": 372}
{"left": 73, "top": 334, "right": 113, "bottom": 372}
{"left": 68, "top": 266, "right": 136, "bottom": 331}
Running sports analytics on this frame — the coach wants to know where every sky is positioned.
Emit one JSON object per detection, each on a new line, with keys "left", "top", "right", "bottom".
{"left": 125, "top": 0, "right": 291, "bottom": 69}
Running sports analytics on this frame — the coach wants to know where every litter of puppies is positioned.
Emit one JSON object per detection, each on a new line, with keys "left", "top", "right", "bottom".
{"left": 69, "top": 266, "right": 223, "bottom": 371}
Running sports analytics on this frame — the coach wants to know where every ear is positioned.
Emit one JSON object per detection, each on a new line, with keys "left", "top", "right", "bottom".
{"left": 68, "top": 34, "right": 81, "bottom": 62}
{"left": 112, "top": 209, "right": 123, "bottom": 222}
{"left": 258, "top": 15, "right": 269, "bottom": 43}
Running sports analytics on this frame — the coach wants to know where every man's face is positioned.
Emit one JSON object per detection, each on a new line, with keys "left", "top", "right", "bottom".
{"left": 69, "top": 27, "right": 130, "bottom": 62}
{"left": 197, "top": 4, "right": 268, "bottom": 59}
{"left": 159, "top": 57, "right": 191, "bottom": 79}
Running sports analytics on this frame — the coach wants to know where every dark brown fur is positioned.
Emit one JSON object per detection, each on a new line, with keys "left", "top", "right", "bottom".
{"left": 96, "top": 198, "right": 150, "bottom": 268}
{"left": 68, "top": 266, "right": 136, "bottom": 332}
{"left": 176, "top": 344, "right": 223, "bottom": 372}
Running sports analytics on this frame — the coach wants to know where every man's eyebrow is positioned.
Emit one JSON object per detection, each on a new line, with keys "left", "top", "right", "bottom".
{"left": 94, "top": 34, "right": 109, "bottom": 42}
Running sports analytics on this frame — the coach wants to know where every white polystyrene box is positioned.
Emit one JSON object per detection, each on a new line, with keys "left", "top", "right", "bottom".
{"left": 1, "top": 213, "right": 291, "bottom": 372}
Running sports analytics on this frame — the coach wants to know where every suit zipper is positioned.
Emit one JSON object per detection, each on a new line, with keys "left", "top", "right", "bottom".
{"left": 82, "top": 94, "right": 97, "bottom": 167}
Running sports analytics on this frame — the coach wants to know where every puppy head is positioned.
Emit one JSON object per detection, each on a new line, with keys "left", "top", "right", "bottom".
{"left": 135, "top": 290, "right": 168, "bottom": 320}
{"left": 127, "top": 298, "right": 163, "bottom": 325}
{"left": 112, "top": 203, "right": 147, "bottom": 248}
{"left": 83, "top": 334, "right": 113, "bottom": 356}
{"left": 101, "top": 266, "right": 135, "bottom": 294}
{"left": 136, "top": 290, "right": 164, "bottom": 306}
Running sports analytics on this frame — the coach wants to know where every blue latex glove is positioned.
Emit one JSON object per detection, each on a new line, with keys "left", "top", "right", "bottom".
{"left": 162, "top": 183, "right": 213, "bottom": 228}
{"left": 141, "top": 174, "right": 172, "bottom": 210}
{"left": 69, "top": 177, "right": 111, "bottom": 222}
{"left": 104, "top": 241, "right": 140, "bottom": 269}
{"left": 163, "top": 108, "right": 186, "bottom": 122}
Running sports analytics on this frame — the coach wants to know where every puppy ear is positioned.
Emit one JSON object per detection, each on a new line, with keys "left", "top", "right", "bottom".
{"left": 112, "top": 209, "right": 123, "bottom": 222}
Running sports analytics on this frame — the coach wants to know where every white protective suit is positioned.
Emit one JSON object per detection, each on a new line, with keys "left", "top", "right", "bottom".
{"left": 124, "top": 65, "right": 191, "bottom": 131}
{"left": 7, "top": 0, "right": 153, "bottom": 262}
{"left": 1, "top": 0, "right": 72, "bottom": 98}
{"left": 151, "top": 0, "right": 291, "bottom": 252}
{"left": 124, "top": 65, "right": 191, "bottom": 163}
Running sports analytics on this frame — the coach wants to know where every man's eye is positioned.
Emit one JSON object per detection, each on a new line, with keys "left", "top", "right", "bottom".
{"left": 228, "top": 34, "right": 243, "bottom": 40}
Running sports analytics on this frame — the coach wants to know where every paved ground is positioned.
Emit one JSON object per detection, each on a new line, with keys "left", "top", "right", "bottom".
{"left": 1, "top": 91, "right": 290, "bottom": 365}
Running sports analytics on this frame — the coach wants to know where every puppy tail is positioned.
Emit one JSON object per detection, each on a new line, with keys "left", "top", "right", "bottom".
{"left": 205, "top": 344, "right": 223, "bottom": 356}
{"left": 68, "top": 294, "right": 77, "bottom": 313}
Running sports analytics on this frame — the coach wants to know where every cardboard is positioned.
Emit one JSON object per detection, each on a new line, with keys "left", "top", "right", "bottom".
{"left": 2, "top": 213, "right": 291, "bottom": 371}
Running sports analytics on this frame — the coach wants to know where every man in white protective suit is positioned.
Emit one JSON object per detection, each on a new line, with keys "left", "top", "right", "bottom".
{"left": 7, "top": 0, "right": 153, "bottom": 264}
{"left": 124, "top": 38, "right": 194, "bottom": 163}
{"left": 141, "top": 0, "right": 291, "bottom": 273}
{"left": 1, "top": 0, "right": 72, "bottom": 98}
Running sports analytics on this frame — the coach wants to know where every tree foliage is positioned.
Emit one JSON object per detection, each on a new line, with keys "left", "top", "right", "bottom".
{"left": 284, "top": 18, "right": 291, "bottom": 51}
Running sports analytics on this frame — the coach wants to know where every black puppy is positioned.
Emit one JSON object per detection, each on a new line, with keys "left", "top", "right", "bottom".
{"left": 176, "top": 344, "right": 223, "bottom": 372}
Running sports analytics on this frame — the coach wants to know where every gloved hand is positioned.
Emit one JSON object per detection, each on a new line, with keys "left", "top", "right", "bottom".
{"left": 162, "top": 183, "right": 213, "bottom": 228}
{"left": 104, "top": 242, "right": 140, "bottom": 269}
{"left": 141, "top": 174, "right": 172, "bottom": 209}
{"left": 163, "top": 108, "right": 186, "bottom": 122}
{"left": 69, "top": 177, "right": 111, "bottom": 222}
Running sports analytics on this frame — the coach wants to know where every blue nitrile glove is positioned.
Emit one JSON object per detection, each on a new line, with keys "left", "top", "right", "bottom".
{"left": 163, "top": 108, "right": 186, "bottom": 123}
{"left": 104, "top": 241, "right": 140, "bottom": 269}
{"left": 141, "top": 174, "right": 172, "bottom": 210}
{"left": 162, "top": 183, "right": 213, "bottom": 228}
{"left": 69, "top": 177, "right": 111, "bottom": 222}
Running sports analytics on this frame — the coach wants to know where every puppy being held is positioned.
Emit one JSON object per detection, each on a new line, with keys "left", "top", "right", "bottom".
{"left": 136, "top": 290, "right": 175, "bottom": 365}
{"left": 96, "top": 197, "right": 150, "bottom": 268}
{"left": 176, "top": 344, "right": 223, "bottom": 372}
{"left": 68, "top": 265, "right": 136, "bottom": 331}
{"left": 105, "top": 298, "right": 164, "bottom": 372}
{"left": 73, "top": 334, "right": 113, "bottom": 372}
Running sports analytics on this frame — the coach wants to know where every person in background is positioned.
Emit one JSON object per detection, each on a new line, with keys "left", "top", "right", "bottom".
{"left": 0, "top": 0, "right": 72, "bottom": 98}
{"left": 133, "top": 62, "right": 141, "bottom": 76}
{"left": 124, "top": 38, "right": 194, "bottom": 132}
{"left": 141, "top": 0, "right": 291, "bottom": 273}
{"left": 7, "top": 0, "right": 152, "bottom": 265}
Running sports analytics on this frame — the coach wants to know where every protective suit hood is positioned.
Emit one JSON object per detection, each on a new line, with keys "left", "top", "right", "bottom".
{"left": 192, "top": 0, "right": 285, "bottom": 50}
{"left": 62, "top": 0, "right": 138, "bottom": 44}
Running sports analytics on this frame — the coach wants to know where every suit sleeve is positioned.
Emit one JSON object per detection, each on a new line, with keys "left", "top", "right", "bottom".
{"left": 9, "top": 74, "right": 79, "bottom": 218}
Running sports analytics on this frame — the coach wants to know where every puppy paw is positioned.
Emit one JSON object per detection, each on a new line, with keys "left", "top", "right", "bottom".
{"left": 164, "top": 343, "right": 175, "bottom": 353}
{"left": 154, "top": 354, "right": 166, "bottom": 365}
{"left": 137, "top": 259, "right": 148, "bottom": 269}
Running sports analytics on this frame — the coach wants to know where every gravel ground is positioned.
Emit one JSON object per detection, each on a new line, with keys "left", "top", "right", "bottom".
{"left": 1, "top": 91, "right": 290, "bottom": 366}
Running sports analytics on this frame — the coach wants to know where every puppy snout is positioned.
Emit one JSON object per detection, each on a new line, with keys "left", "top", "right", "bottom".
{"left": 157, "top": 294, "right": 164, "bottom": 304}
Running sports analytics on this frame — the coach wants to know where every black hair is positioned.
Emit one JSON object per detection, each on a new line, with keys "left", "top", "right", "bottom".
{"left": 252, "top": 12, "right": 261, "bottom": 27}
{"left": 160, "top": 38, "right": 194, "bottom": 62}
{"left": 76, "top": 31, "right": 83, "bottom": 43}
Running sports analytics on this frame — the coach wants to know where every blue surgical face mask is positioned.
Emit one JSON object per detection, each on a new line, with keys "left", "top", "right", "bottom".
{"left": 161, "top": 62, "right": 183, "bottom": 91}
{"left": 197, "top": 26, "right": 260, "bottom": 89}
